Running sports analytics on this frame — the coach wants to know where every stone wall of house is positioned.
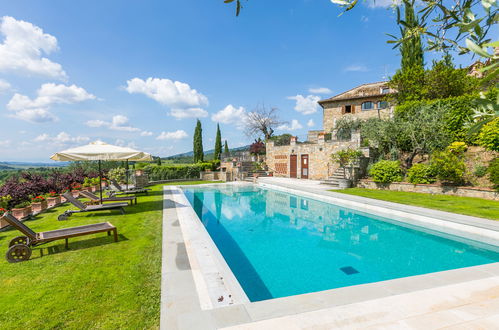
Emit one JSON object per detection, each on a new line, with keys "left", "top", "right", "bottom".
{"left": 266, "top": 134, "right": 363, "bottom": 180}
{"left": 357, "top": 180, "right": 499, "bottom": 201}
{"left": 323, "top": 101, "right": 392, "bottom": 132}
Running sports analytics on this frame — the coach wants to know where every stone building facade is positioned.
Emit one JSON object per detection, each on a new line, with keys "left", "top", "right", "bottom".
{"left": 265, "top": 82, "right": 395, "bottom": 180}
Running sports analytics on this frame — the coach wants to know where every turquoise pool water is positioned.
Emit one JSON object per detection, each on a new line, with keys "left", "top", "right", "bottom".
{"left": 183, "top": 185, "right": 499, "bottom": 302}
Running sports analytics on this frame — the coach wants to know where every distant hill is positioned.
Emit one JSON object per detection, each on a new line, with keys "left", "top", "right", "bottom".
{"left": 164, "top": 145, "right": 250, "bottom": 160}
{"left": 0, "top": 161, "right": 69, "bottom": 169}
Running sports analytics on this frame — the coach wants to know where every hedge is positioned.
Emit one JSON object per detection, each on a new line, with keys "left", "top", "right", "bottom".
{"left": 144, "top": 162, "right": 219, "bottom": 181}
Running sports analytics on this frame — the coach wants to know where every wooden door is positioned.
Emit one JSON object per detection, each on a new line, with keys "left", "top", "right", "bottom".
{"left": 290, "top": 155, "right": 297, "bottom": 178}
{"left": 301, "top": 154, "right": 309, "bottom": 179}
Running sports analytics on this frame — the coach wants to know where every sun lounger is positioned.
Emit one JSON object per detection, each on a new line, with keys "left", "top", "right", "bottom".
{"left": 80, "top": 190, "right": 137, "bottom": 205}
{"left": 59, "top": 192, "right": 128, "bottom": 221}
{"left": 108, "top": 179, "right": 151, "bottom": 196}
{"left": 3, "top": 213, "right": 118, "bottom": 263}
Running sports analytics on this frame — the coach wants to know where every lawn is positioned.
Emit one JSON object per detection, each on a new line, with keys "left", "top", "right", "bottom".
{"left": 335, "top": 188, "right": 499, "bottom": 220}
{"left": 0, "top": 181, "right": 218, "bottom": 329}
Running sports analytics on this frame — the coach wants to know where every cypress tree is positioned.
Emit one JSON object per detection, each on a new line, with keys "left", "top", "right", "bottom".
{"left": 400, "top": 0, "right": 424, "bottom": 71}
{"left": 193, "top": 119, "right": 204, "bottom": 163}
{"left": 214, "top": 124, "right": 222, "bottom": 161}
{"left": 224, "top": 140, "right": 229, "bottom": 155}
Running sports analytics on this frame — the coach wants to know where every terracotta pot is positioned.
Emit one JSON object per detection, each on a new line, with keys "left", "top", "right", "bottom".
{"left": 12, "top": 206, "right": 31, "bottom": 220}
{"left": 31, "top": 201, "right": 48, "bottom": 213}
{"left": 135, "top": 169, "right": 144, "bottom": 176}
{"left": 72, "top": 190, "right": 80, "bottom": 198}
{"left": 47, "top": 196, "right": 61, "bottom": 207}
{"left": 0, "top": 215, "right": 8, "bottom": 229}
{"left": 60, "top": 195, "right": 67, "bottom": 203}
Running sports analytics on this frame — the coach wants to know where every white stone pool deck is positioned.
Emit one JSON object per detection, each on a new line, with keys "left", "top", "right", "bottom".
{"left": 160, "top": 181, "right": 499, "bottom": 329}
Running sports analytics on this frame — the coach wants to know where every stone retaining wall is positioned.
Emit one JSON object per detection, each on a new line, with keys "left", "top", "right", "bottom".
{"left": 357, "top": 180, "right": 499, "bottom": 201}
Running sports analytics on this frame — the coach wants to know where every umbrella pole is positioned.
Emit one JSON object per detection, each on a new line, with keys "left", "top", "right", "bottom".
{"left": 99, "top": 160, "right": 103, "bottom": 204}
{"left": 126, "top": 159, "right": 129, "bottom": 190}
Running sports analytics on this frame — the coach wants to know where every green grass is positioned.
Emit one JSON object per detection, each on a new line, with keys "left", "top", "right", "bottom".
{"left": 0, "top": 181, "right": 219, "bottom": 329}
{"left": 334, "top": 188, "right": 499, "bottom": 220}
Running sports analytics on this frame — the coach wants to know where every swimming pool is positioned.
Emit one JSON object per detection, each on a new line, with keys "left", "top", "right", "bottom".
{"left": 182, "top": 185, "right": 499, "bottom": 302}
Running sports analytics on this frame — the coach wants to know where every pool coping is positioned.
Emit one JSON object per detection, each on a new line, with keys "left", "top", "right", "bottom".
{"left": 160, "top": 183, "right": 499, "bottom": 330}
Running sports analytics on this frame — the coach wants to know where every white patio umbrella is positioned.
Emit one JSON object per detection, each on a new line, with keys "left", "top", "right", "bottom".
{"left": 50, "top": 141, "right": 153, "bottom": 203}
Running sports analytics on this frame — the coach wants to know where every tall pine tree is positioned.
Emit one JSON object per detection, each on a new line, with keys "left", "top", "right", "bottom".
{"left": 193, "top": 119, "right": 204, "bottom": 163}
{"left": 400, "top": 0, "right": 424, "bottom": 71}
{"left": 224, "top": 140, "right": 229, "bottom": 155}
{"left": 214, "top": 124, "right": 222, "bottom": 161}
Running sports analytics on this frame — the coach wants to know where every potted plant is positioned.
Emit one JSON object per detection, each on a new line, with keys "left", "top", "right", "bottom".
{"left": 12, "top": 201, "right": 32, "bottom": 220}
{"left": 71, "top": 182, "right": 82, "bottom": 197}
{"left": 31, "top": 195, "right": 48, "bottom": 213}
{"left": 46, "top": 191, "right": 61, "bottom": 207}
{"left": 331, "top": 148, "right": 363, "bottom": 188}
{"left": 0, "top": 207, "right": 7, "bottom": 229}
{"left": 91, "top": 177, "right": 101, "bottom": 192}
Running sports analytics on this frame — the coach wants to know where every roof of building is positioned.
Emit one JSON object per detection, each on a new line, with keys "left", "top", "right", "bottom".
{"left": 318, "top": 81, "right": 396, "bottom": 106}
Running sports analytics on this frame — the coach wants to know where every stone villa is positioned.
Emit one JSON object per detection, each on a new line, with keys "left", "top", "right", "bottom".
{"left": 265, "top": 82, "right": 396, "bottom": 180}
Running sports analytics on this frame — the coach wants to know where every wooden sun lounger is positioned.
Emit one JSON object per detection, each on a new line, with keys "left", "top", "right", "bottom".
{"left": 59, "top": 192, "right": 128, "bottom": 221}
{"left": 109, "top": 179, "right": 151, "bottom": 196}
{"left": 80, "top": 190, "right": 137, "bottom": 205}
{"left": 3, "top": 213, "right": 118, "bottom": 263}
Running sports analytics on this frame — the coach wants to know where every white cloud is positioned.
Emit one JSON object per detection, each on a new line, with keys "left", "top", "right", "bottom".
{"left": 366, "top": 0, "right": 400, "bottom": 8}
{"left": 0, "top": 16, "right": 67, "bottom": 80}
{"left": 140, "top": 131, "right": 153, "bottom": 137}
{"left": 344, "top": 64, "right": 369, "bottom": 72}
{"left": 114, "top": 139, "right": 138, "bottom": 149}
{"left": 7, "top": 83, "right": 95, "bottom": 122}
{"left": 287, "top": 94, "right": 321, "bottom": 115}
{"left": 85, "top": 115, "right": 140, "bottom": 132}
{"left": 0, "top": 139, "right": 11, "bottom": 147}
{"left": 308, "top": 87, "right": 332, "bottom": 94}
{"left": 34, "top": 132, "right": 89, "bottom": 145}
{"left": 211, "top": 104, "right": 247, "bottom": 125}
{"left": 277, "top": 119, "right": 303, "bottom": 131}
{"left": 125, "top": 77, "right": 209, "bottom": 119}
{"left": 170, "top": 107, "right": 208, "bottom": 119}
{"left": 361, "top": 16, "right": 369, "bottom": 22}
{"left": 307, "top": 119, "right": 315, "bottom": 127}
{"left": 157, "top": 130, "right": 188, "bottom": 140}
{"left": 0, "top": 79, "right": 11, "bottom": 93}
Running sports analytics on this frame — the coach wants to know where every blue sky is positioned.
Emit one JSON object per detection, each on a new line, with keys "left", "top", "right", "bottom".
{"left": 0, "top": 0, "right": 473, "bottom": 161}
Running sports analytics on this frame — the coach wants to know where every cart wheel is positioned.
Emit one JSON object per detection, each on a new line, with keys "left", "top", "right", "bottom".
{"left": 6, "top": 244, "right": 32, "bottom": 263}
{"left": 58, "top": 214, "right": 68, "bottom": 221}
{"left": 9, "top": 236, "right": 30, "bottom": 247}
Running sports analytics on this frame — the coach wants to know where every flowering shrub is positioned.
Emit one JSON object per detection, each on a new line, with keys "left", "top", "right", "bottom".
{"left": 48, "top": 191, "right": 59, "bottom": 197}
{"left": 71, "top": 182, "right": 82, "bottom": 190}
{"left": 31, "top": 195, "right": 46, "bottom": 203}
{"left": 0, "top": 208, "right": 6, "bottom": 216}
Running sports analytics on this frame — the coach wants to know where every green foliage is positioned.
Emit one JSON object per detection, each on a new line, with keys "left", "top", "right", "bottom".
{"left": 214, "top": 124, "right": 222, "bottom": 161}
{"left": 144, "top": 163, "right": 215, "bottom": 181}
{"left": 389, "top": 56, "right": 480, "bottom": 104}
{"left": 331, "top": 148, "right": 363, "bottom": 167}
{"left": 474, "top": 165, "right": 488, "bottom": 178}
{"left": 13, "top": 200, "right": 31, "bottom": 209}
{"left": 488, "top": 158, "right": 499, "bottom": 191}
{"left": 108, "top": 167, "right": 127, "bottom": 183}
{"left": 224, "top": 140, "right": 229, "bottom": 155}
{"left": 334, "top": 117, "right": 363, "bottom": 140}
{"left": 407, "top": 163, "right": 437, "bottom": 184}
{"left": 430, "top": 143, "right": 467, "bottom": 184}
{"left": 0, "top": 195, "right": 11, "bottom": 209}
{"left": 477, "top": 117, "right": 499, "bottom": 151}
{"left": 400, "top": 0, "right": 424, "bottom": 71}
{"left": 270, "top": 134, "right": 292, "bottom": 146}
{"left": 193, "top": 119, "right": 204, "bottom": 163}
{"left": 369, "top": 160, "right": 403, "bottom": 183}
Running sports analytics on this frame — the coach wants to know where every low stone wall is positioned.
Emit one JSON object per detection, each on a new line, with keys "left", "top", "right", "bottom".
{"left": 357, "top": 180, "right": 499, "bottom": 201}
{"left": 200, "top": 171, "right": 222, "bottom": 181}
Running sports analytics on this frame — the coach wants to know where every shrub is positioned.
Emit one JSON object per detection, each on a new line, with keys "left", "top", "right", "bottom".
{"left": 144, "top": 163, "right": 214, "bottom": 181}
{"left": 489, "top": 158, "right": 499, "bottom": 191}
{"left": 108, "top": 167, "right": 127, "bottom": 183}
{"left": 473, "top": 165, "right": 488, "bottom": 178}
{"left": 431, "top": 146, "right": 467, "bottom": 184}
{"left": 477, "top": 117, "right": 499, "bottom": 152}
{"left": 369, "top": 160, "right": 403, "bottom": 183}
{"left": 407, "top": 163, "right": 437, "bottom": 184}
